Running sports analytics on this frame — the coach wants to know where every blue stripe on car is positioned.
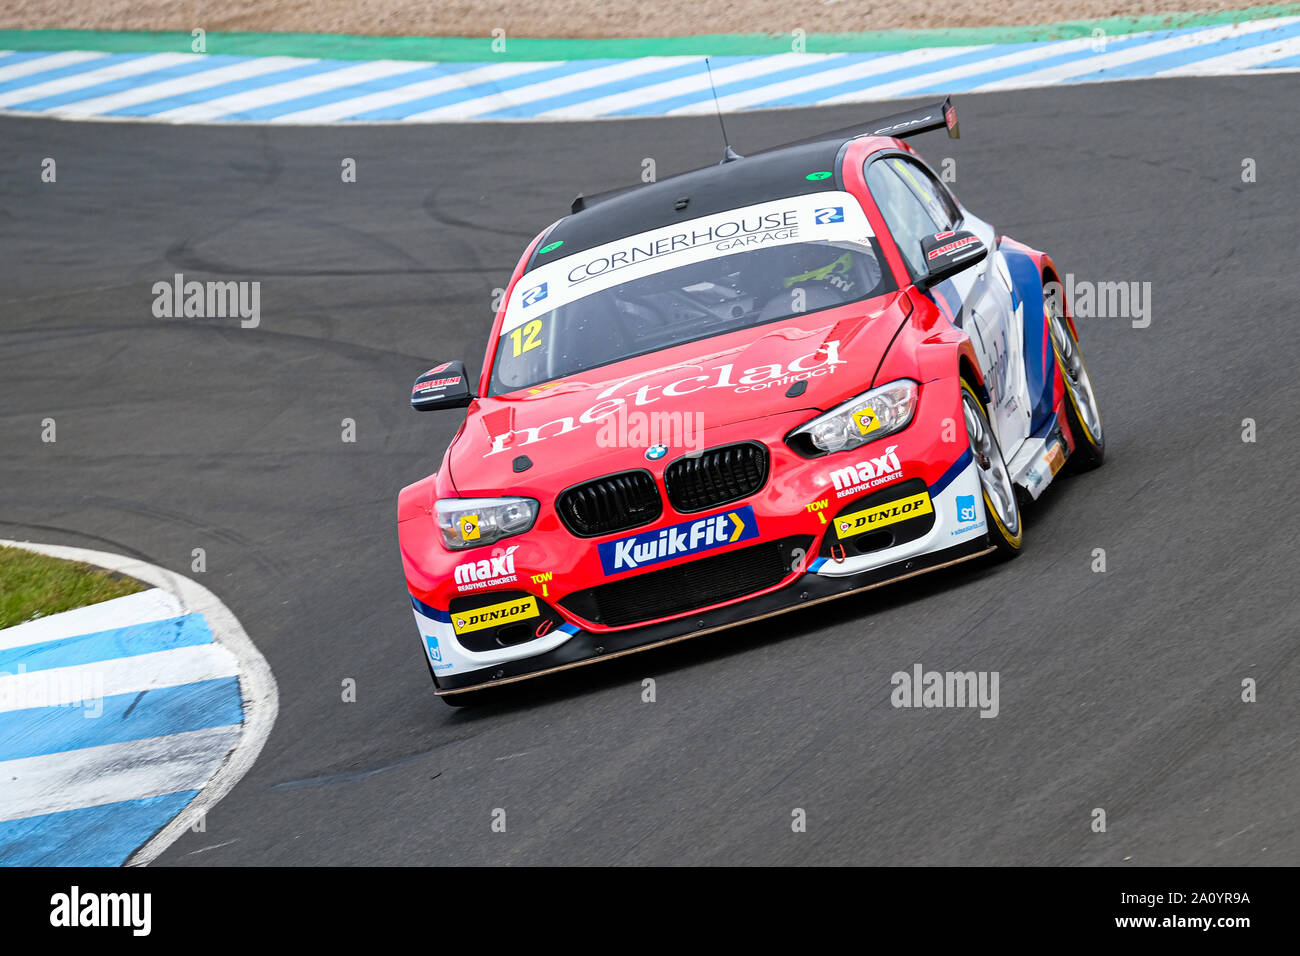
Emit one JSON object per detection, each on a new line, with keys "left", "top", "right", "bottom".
{"left": 410, "top": 594, "right": 451, "bottom": 623}
{"left": 930, "top": 448, "right": 974, "bottom": 498}
{"left": 1000, "top": 246, "right": 1056, "bottom": 429}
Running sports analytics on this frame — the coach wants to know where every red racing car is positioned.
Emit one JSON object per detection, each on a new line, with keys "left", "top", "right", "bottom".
{"left": 399, "top": 98, "right": 1105, "bottom": 704}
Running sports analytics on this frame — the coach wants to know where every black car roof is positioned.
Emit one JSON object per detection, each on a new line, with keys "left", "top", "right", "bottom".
{"left": 524, "top": 138, "right": 847, "bottom": 273}
{"left": 522, "top": 97, "right": 960, "bottom": 273}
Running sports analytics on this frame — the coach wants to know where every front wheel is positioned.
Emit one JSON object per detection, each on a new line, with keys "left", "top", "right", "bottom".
{"left": 960, "top": 377, "right": 1023, "bottom": 558}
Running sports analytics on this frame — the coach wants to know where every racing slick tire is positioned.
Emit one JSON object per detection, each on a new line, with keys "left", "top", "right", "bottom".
{"left": 960, "top": 376, "right": 1023, "bottom": 559}
{"left": 1045, "top": 273, "right": 1105, "bottom": 472}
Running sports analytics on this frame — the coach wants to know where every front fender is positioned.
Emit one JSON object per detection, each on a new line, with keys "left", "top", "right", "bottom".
{"left": 872, "top": 287, "right": 985, "bottom": 400}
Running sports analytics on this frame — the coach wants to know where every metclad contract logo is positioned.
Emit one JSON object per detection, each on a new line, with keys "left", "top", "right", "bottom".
{"left": 486, "top": 341, "right": 844, "bottom": 455}
{"left": 598, "top": 506, "right": 759, "bottom": 575}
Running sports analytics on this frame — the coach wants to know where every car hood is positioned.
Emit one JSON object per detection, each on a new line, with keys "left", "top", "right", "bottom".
{"left": 448, "top": 291, "right": 912, "bottom": 493}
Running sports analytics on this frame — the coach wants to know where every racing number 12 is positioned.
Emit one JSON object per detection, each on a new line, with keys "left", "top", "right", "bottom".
{"left": 510, "top": 320, "right": 543, "bottom": 357}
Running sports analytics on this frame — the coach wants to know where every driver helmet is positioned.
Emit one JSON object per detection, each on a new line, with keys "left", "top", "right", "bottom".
{"left": 780, "top": 244, "right": 857, "bottom": 293}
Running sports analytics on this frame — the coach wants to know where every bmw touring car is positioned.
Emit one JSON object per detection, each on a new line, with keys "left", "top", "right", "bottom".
{"left": 398, "top": 98, "right": 1105, "bottom": 703}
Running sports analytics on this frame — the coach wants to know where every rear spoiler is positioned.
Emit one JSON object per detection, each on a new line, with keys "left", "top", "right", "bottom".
{"left": 571, "top": 184, "right": 638, "bottom": 215}
{"left": 570, "top": 96, "right": 959, "bottom": 214}
{"left": 753, "top": 96, "right": 960, "bottom": 155}
{"left": 861, "top": 96, "right": 960, "bottom": 140}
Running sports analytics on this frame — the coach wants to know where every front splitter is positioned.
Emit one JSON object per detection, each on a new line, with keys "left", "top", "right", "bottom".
{"left": 434, "top": 536, "right": 994, "bottom": 695}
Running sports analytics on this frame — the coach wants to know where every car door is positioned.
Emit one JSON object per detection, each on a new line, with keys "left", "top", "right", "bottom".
{"left": 864, "top": 154, "right": 1031, "bottom": 459}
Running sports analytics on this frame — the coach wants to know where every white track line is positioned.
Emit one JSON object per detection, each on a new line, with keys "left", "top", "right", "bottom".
{"left": 0, "top": 587, "right": 181, "bottom": 652}
{"left": 973, "top": 16, "right": 1300, "bottom": 91}
{"left": 154, "top": 58, "right": 441, "bottom": 122}
{"left": 0, "top": 642, "right": 239, "bottom": 713}
{"left": 0, "top": 539, "right": 278, "bottom": 866}
{"left": 542, "top": 52, "right": 832, "bottom": 119}
{"left": 272, "top": 60, "right": 557, "bottom": 123}
{"left": 0, "top": 50, "right": 109, "bottom": 83}
{"left": 44, "top": 55, "right": 316, "bottom": 118}
{"left": 1156, "top": 32, "right": 1300, "bottom": 74}
{"left": 400, "top": 55, "right": 702, "bottom": 121}
{"left": 0, "top": 724, "right": 242, "bottom": 822}
{"left": 693, "top": 47, "right": 980, "bottom": 115}
{"left": 815, "top": 35, "right": 1114, "bottom": 105}
{"left": 0, "top": 53, "right": 197, "bottom": 108}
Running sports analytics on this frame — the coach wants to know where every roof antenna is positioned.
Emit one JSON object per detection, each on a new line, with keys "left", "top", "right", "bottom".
{"left": 705, "top": 57, "right": 742, "bottom": 164}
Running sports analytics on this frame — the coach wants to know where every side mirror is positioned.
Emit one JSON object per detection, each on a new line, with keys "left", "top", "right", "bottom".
{"left": 917, "top": 229, "right": 987, "bottom": 289}
{"left": 411, "top": 361, "right": 473, "bottom": 411}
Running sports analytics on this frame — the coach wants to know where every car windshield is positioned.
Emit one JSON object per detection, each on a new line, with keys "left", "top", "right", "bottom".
{"left": 489, "top": 192, "right": 894, "bottom": 395}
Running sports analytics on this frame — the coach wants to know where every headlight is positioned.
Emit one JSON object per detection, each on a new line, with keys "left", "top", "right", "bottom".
{"left": 435, "top": 497, "right": 538, "bottom": 550}
{"left": 788, "top": 379, "right": 919, "bottom": 456}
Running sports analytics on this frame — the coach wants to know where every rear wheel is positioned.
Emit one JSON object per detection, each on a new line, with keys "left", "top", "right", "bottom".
{"left": 1046, "top": 279, "right": 1105, "bottom": 471}
{"left": 960, "top": 377, "right": 1023, "bottom": 558}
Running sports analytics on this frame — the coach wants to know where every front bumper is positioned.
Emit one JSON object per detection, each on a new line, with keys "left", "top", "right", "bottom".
{"left": 404, "top": 373, "right": 996, "bottom": 695}
{"left": 421, "top": 531, "right": 993, "bottom": 694}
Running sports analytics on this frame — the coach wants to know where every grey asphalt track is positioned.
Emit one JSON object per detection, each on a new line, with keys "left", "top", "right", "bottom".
{"left": 1, "top": 76, "right": 1297, "bottom": 866}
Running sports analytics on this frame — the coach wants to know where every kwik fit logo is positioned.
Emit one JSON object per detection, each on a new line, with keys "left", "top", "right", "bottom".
{"left": 599, "top": 506, "right": 759, "bottom": 575}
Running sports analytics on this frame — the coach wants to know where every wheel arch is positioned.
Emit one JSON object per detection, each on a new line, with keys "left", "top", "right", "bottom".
{"left": 957, "top": 351, "right": 989, "bottom": 407}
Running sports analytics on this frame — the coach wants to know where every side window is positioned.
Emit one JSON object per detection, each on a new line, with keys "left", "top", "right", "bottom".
{"left": 864, "top": 159, "right": 941, "bottom": 277}
{"left": 886, "top": 156, "right": 958, "bottom": 230}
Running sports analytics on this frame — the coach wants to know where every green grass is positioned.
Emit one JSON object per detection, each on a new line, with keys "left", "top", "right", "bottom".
{"left": 0, "top": 545, "right": 146, "bottom": 630}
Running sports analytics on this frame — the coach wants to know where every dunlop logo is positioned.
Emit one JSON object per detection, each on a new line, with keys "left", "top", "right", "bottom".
{"left": 835, "top": 492, "right": 933, "bottom": 539}
{"left": 452, "top": 596, "right": 539, "bottom": 635}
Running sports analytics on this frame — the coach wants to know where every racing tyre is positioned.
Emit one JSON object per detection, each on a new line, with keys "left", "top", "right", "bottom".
{"left": 1045, "top": 276, "right": 1105, "bottom": 471}
{"left": 960, "top": 377, "right": 1023, "bottom": 559}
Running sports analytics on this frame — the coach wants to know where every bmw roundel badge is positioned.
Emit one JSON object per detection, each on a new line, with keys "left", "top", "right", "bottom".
{"left": 645, "top": 444, "right": 668, "bottom": 461}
